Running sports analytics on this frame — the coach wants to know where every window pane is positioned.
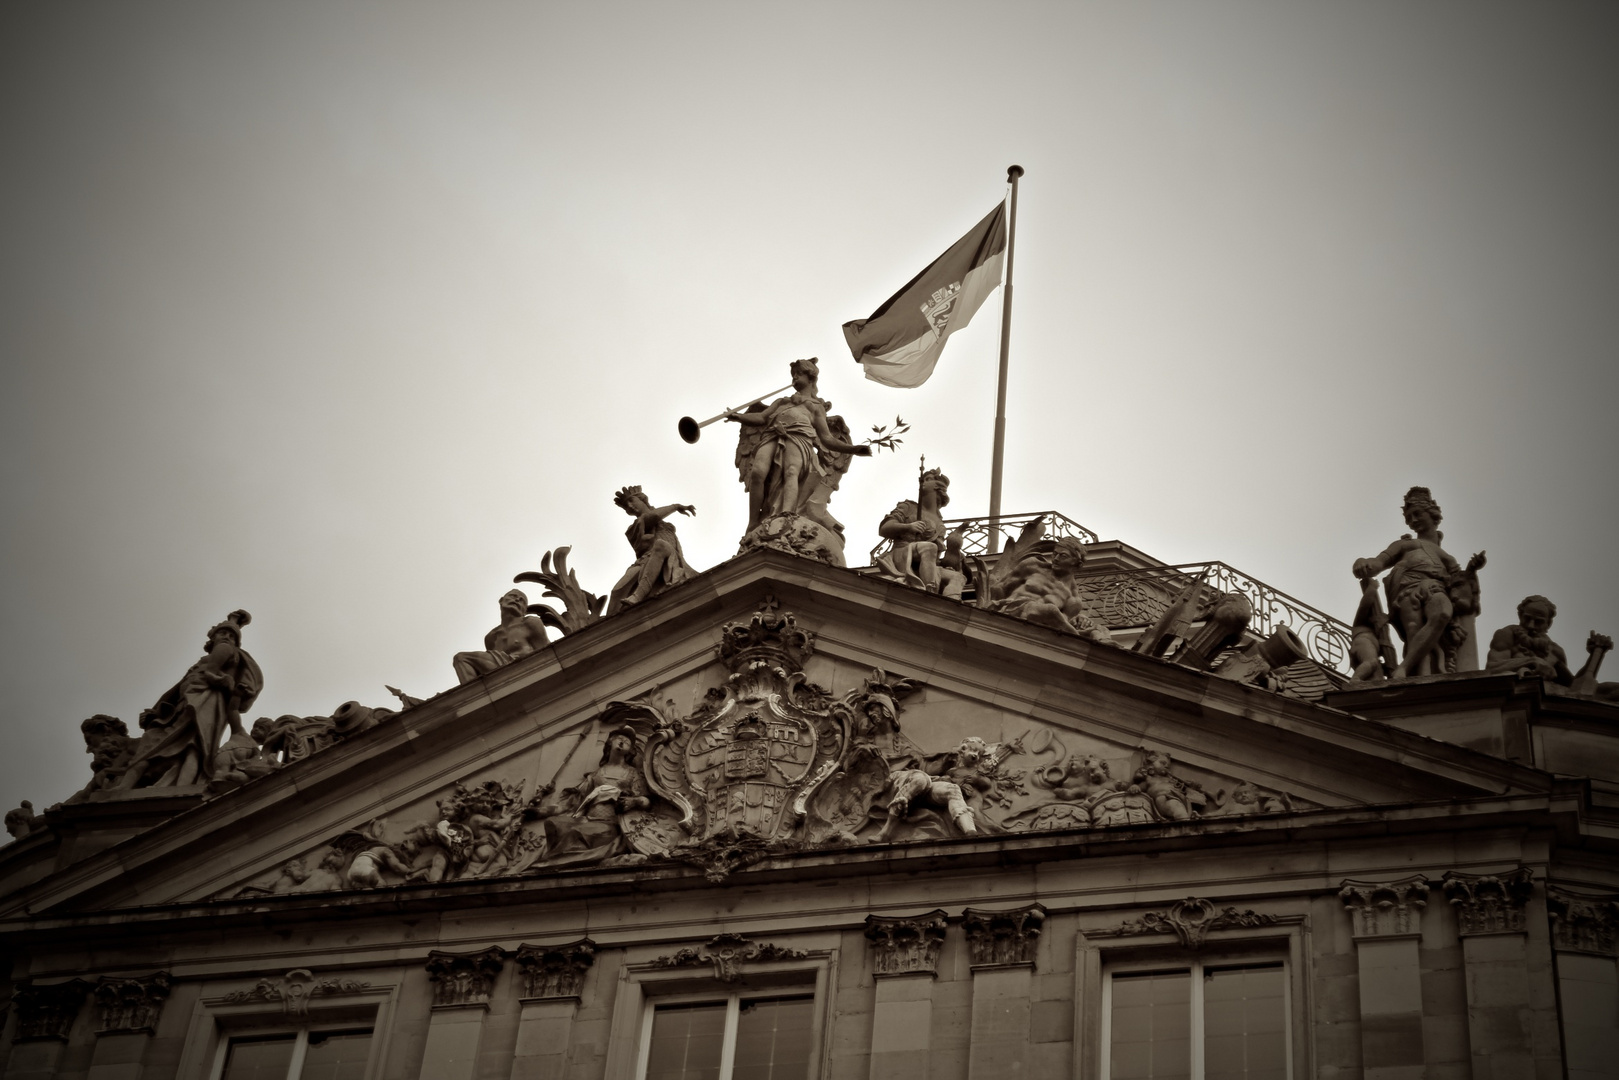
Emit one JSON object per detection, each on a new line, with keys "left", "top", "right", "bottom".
{"left": 299, "top": 1029, "right": 374, "bottom": 1080}
{"left": 647, "top": 1002, "right": 728, "bottom": 1080}
{"left": 1111, "top": 971, "right": 1190, "bottom": 1080}
{"left": 221, "top": 1034, "right": 297, "bottom": 1080}
{"left": 732, "top": 996, "right": 814, "bottom": 1080}
{"left": 1205, "top": 964, "right": 1287, "bottom": 1080}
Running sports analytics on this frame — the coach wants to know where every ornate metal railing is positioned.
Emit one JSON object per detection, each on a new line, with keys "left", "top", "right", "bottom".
{"left": 1070, "top": 562, "right": 1353, "bottom": 673}
{"left": 867, "top": 511, "right": 1099, "bottom": 565}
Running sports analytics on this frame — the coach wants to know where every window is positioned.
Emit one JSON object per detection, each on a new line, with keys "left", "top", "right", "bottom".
{"left": 214, "top": 1027, "right": 373, "bottom": 1080}
{"left": 1102, "top": 961, "right": 1288, "bottom": 1080}
{"left": 636, "top": 993, "right": 815, "bottom": 1080}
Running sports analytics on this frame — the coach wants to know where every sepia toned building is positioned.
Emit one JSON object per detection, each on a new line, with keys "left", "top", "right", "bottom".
{"left": 2, "top": 497, "right": 1617, "bottom": 1080}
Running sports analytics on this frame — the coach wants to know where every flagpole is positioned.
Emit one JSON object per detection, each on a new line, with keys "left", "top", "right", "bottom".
{"left": 987, "top": 164, "right": 1023, "bottom": 555}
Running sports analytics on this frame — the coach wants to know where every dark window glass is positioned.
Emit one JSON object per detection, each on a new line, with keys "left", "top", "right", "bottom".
{"left": 1111, "top": 970, "right": 1191, "bottom": 1080}
{"left": 1204, "top": 965, "right": 1286, "bottom": 1080}
{"left": 732, "top": 995, "right": 814, "bottom": 1080}
{"left": 300, "top": 1029, "right": 374, "bottom": 1080}
{"left": 647, "top": 1001, "right": 727, "bottom": 1080}
{"left": 221, "top": 1034, "right": 297, "bottom": 1080}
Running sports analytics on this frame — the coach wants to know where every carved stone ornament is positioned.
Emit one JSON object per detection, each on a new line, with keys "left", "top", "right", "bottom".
{"left": 1340, "top": 876, "right": 1429, "bottom": 938}
{"left": 865, "top": 911, "right": 948, "bottom": 977}
{"left": 1102, "top": 898, "right": 1279, "bottom": 950}
{"left": 1441, "top": 867, "right": 1534, "bottom": 936}
{"left": 224, "top": 969, "right": 371, "bottom": 1018}
{"left": 94, "top": 972, "right": 172, "bottom": 1034}
{"left": 425, "top": 947, "right": 506, "bottom": 1008}
{"left": 11, "top": 979, "right": 89, "bottom": 1042}
{"left": 962, "top": 904, "right": 1046, "bottom": 967}
{"left": 515, "top": 940, "right": 597, "bottom": 1000}
{"left": 1546, "top": 886, "right": 1619, "bottom": 957}
{"left": 651, "top": 933, "right": 809, "bottom": 983}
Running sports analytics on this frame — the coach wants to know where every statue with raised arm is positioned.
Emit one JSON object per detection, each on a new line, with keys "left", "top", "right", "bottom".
{"left": 453, "top": 589, "right": 550, "bottom": 684}
{"left": 1351, "top": 487, "right": 1485, "bottom": 679}
{"left": 874, "top": 466, "right": 966, "bottom": 600}
{"left": 116, "top": 610, "right": 263, "bottom": 789}
{"left": 606, "top": 486, "right": 696, "bottom": 615}
{"left": 1486, "top": 596, "right": 1618, "bottom": 701}
{"left": 728, "top": 358, "right": 872, "bottom": 562}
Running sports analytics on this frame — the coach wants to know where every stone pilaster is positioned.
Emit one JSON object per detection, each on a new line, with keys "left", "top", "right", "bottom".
{"left": 1442, "top": 869, "right": 1537, "bottom": 1080}
{"left": 1546, "top": 887, "right": 1619, "bottom": 1080}
{"left": 423, "top": 947, "right": 505, "bottom": 1080}
{"left": 509, "top": 940, "right": 595, "bottom": 1080}
{"left": 866, "top": 911, "right": 947, "bottom": 1080}
{"left": 962, "top": 904, "right": 1044, "bottom": 1080}
{"left": 6, "top": 980, "right": 89, "bottom": 1080}
{"left": 87, "top": 973, "right": 172, "bottom": 1080}
{"left": 1340, "top": 876, "right": 1430, "bottom": 1080}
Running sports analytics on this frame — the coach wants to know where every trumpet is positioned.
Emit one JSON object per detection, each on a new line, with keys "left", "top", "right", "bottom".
{"left": 678, "top": 384, "right": 793, "bottom": 444}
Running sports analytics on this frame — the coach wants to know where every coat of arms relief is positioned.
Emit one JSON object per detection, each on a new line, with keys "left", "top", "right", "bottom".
{"left": 234, "top": 598, "right": 1315, "bottom": 896}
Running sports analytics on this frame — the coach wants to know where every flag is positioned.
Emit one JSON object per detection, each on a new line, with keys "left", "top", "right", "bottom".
{"left": 842, "top": 202, "right": 1007, "bottom": 388}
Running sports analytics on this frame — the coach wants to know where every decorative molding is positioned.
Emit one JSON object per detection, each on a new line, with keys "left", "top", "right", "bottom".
{"left": 1097, "top": 897, "right": 1278, "bottom": 949}
{"left": 12, "top": 979, "right": 89, "bottom": 1042}
{"left": 94, "top": 972, "right": 172, "bottom": 1034}
{"left": 1441, "top": 868, "right": 1534, "bottom": 936}
{"left": 650, "top": 934, "right": 808, "bottom": 983}
{"left": 865, "top": 911, "right": 948, "bottom": 976}
{"left": 962, "top": 904, "right": 1046, "bottom": 967}
{"left": 224, "top": 969, "right": 371, "bottom": 1018}
{"left": 426, "top": 947, "right": 506, "bottom": 1008}
{"left": 1547, "top": 886, "right": 1619, "bottom": 957}
{"left": 1340, "top": 876, "right": 1429, "bottom": 938}
{"left": 515, "top": 940, "right": 597, "bottom": 1000}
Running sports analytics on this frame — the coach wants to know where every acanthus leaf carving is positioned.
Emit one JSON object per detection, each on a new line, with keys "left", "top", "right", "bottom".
{"left": 1441, "top": 867, "right": 1534, "bottom": 936}
{"left": 651, "top": 934, "right": 808, "bottom": 983}
{"left": 1098, "top": 897, "right": 1278, "bottom": 949}
{"left": 11, "top": 979, "right": 89, "bottom": 1042}
{"left": 1547, "top": 886, "right": 1619, "bottom": 957}
{"left": 962, "top": 904, "right": 1046, "bottom": 967}
{"left": 515, "top": 939, "right": 596, "bottom": 1000}
{"left": 93, "top": 972, "right": 172, "bottom": 1033}
{"left": 865, "top": 911, "right": 948, "bottom": 976}
{"left": 1340, "top": 876, "right": 1429, "bottom": 938}
{"left": 223, "top": 969, "right": 371, "bottom": 1018}
{"left": 425, "top": 947, "right": 506, "bottom": 1008}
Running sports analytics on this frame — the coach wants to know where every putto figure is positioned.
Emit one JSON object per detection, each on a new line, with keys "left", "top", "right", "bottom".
{"left": 1351, "top": 487, "right": 1485, "bottom": 679}
{"left": 606, "top": 486, "right": 696, "bottom": 616}
{"left": 874, "top": 467, "right": 966, "bottom": 600}
{"left": 727, "top": 357, "right": 871, "bottom": 535}
{"left": 453, "top": 589, "right": 550, "bottom": 684}
{"left": 116, "top": 610, "right": 263, "bottom": 788}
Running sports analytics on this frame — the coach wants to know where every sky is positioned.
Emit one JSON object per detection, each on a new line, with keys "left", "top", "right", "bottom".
{"left": 3, "top": 2, "right": 1616, "bottom": 814}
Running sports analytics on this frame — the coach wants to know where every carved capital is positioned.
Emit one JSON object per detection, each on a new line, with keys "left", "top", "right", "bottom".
{"left": 651, "top": 934, "right": 808, "bottom": 983}
{"left": 223, "top": 969, "right": 370, "bottom": 1018}
{"left": 865, "top": 911, "right": 948, "bottom": 977}
{"left": 1547, "top": 886, "right": 1619, "bottom": 957}
{"left": 962, "top": 904, "right": 1046, "bottom": 967}
{"left": 94, "top": 972, "right": 172, "bottom": 1034}
{"left": 515, "top": 940, "right": 597, "bottom": 1000}
{"left": 1340, "top": 876, "right": 1429, "bottom": 938}
{"left": 425, "top": 947, "right": 506, "bottom": 1008}
{"left": 12, "top": 979, "right": 89, "bottom": 1042}
{"left": 1441, "top": 868, "right": 1534, "bottom": 936}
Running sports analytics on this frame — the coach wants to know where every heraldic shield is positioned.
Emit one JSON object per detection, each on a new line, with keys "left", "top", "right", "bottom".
{"left": 684, "top": 703, "right": 818, "bottom": 842}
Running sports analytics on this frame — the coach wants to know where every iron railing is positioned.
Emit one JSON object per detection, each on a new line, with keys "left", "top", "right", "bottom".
{"left": 867, "top": 511, "right": 1099, "bottom": 565}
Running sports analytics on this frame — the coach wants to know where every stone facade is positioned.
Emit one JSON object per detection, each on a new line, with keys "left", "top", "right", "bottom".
{"left": 1, "top": 549, "right": 1615, "bottom": 1080}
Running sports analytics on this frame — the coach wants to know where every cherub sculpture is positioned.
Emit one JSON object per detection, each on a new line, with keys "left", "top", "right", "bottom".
{"left": 874, "top": 467, "right": 966, "bottom": 600}
{"left": 727, "top": 357, "right": 872, "bottom": 535}
{"left": 606, "top": 486, "right": 696, "bottom": 615}
{"left": 453, "top": 589, "right": 551, "bottom": 684}
{"left": 1131, "top": 750, "right": 1206, "bottom": 821}
{"left": 1352, "top": 487, "right": 1485, "bottom": 678}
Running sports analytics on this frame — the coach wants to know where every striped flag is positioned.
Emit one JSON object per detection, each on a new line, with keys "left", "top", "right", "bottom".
{"left": 842, "top": 202, "right": 1007, "bottom": 388}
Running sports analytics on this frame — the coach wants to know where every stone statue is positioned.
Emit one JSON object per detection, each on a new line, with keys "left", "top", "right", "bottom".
{"left": 1352, "top": 487, "right": 1485, "bottom": 679}
{"left": 873, "top": 467, "right": 966, "bottom": 600}
{"left": 453, "top": 589, "right": 550, "bottom": 684}
{"left": 1132, "top": 750, "right": 1207, "bottom": 821}
{"left": 115, "top": 610, "right": 263, "bottom": 789}
{"left": 5, "top": 801, "right": 43, "bottom": 841}
{"left": 606, "top": 486, "right": 696, "bottom": 616}
{"left": 728, "top": 358, "right": 872, "bottom": 563}
{"left": 1486, "top": 596, "right": 1618, "bottom": 700}
{"left": 529, "top": 726, "right": 660, "bottom": 867}
{"left": 986, "top": 536, "right": 1111, "bottom": 643}
{"left": 876, "top": 737, "right": 1017, "bottom": 843}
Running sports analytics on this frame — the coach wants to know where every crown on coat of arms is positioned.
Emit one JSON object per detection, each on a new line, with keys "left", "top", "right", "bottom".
{"left": 719, "top": 596, "right": 815, "bottom": 673}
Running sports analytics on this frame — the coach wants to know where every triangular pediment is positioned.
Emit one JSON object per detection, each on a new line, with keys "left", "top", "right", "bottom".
{"left": 4, "top": 550, "right": 1555, "bottom": 917}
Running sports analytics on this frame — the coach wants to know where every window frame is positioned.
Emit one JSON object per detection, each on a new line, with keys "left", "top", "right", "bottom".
{"left": 173, "top": 979, "right": 399, "bottom": 1080}
{"left": 209, "top": 1021, "right": 379, "bottom": 1080}
{"left": 1099, "top": 955, "right": 1293, "bottom": 1080}
{"left": 633, "top": 987, "right": 818, "bottom": 1080}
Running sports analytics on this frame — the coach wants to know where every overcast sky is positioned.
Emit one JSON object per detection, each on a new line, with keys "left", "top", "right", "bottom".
{"left": 3, "top": 2, "right": 1616, "bottom": 813}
